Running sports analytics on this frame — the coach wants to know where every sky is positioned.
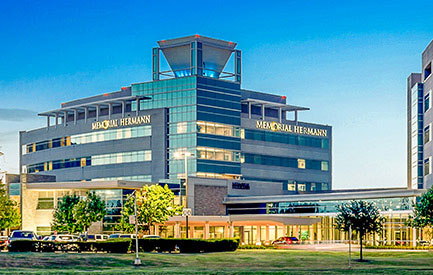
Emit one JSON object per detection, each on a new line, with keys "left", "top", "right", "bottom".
{"left": 1, "top": 0, "right": 433, "bottom": 189}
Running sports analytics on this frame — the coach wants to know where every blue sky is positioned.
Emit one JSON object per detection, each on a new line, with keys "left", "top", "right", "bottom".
{"left": 1, "top": 0, "right": 433, "bottom": 189}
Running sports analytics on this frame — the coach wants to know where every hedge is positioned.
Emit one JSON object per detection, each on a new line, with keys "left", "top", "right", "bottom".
{"left": 8, "top": 238, "right": 240, "bottom": 253}
{"left": 132, "top": 238, "right": 240, "bottom": 253}
{"left": 365, "top": 245, "right": 433, "bottom": 250}
{"left": 8, "top": 239, "right": 130, "bottom": 253}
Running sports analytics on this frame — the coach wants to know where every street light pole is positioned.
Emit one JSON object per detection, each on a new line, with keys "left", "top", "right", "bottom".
{"left": 184, "top": 153, "right": 188, "bottom": 208}
{"left": 134, "top": 191, "right": 141, "bottom": 266}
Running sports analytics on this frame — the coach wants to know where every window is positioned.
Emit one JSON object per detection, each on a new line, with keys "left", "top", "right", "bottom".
{"left": 321, "top": 161, "right": 329, "bottom": 171}
{"left": 425, "top": 93, "right": 431, "bottom": 112}
{"left": 287, "top": 182, "right": 296, "bottom": 191}
{"left": 425, "top": 62, "right": 432, "bottom": 80}
{"left": 424, "top": 158, "right": 431, "bottom": 176}
{"left": 297, "top": 159, "right": 306, "bottom": 169}
{"left": 425, "top": 125, "right": 431, "bottom": 144}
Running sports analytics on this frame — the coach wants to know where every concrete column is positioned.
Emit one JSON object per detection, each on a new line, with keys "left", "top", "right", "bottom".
{"left": 155, "top": 225, "right": 160, "bottom": 236}
{"left": 279, "top": 107, "right": 282, "bottom": 123}
{"left": 190, "top": 226, "right": 194, "bottom": 238}
{"left": 265, "top": 225, "right": 270, "bottom": 245}
{"left": 136, "top": 98, "right": 140, "bottom": 116}
{"left": 248, "top": 102, "right": 251, "bottom": 119}
{"left": 229, "top": 223, "right": 234, "bottom": 238}
{"left": 204, "top": 222, "right": 210, "bottom": 239}
{"left": 309, "top": 224, "right": 314, "bottom": 243}
{"left": 55, "top": 113, "right": 59, "bottom": 127}
{"left": 282, "top": 225, "right": 287, "bottom": 236}
{"left": 63, "top": 111, "right": 67, "bottom": 126}
{"left": 317, "top": 223, "right": 322, "bottom": 242}
{"left": 295, "top": 110, "right": 298, "bottom": 123}
{"left": 84, "top": 107, "right": 88, "bottom": 123}
{"left": 256, "top": 225, "right": 261, "bottom": 245}
{"left": 262, "top": 104, "right": 265, "bottom": 120}
{"left": 412, "top": 227, "right": 416, "bottom": 248}
{"left": 74, "top": 109, "right": 77, "bottom": 125}
{"left": 174, "top": 222, "right": 181, "bottom": 238}
{"left": 96, "top": 105, "right": 100, "bottom": 121}
{"left": 224, "top": 224, "right": 229, "bottom": 238}
{"left": 121, "top": 101, "right": 125, "bottom": 117}
{"left": 108, "top": 103, "right": 112, "bottom": 119}
{"left": 47, "top": 115, "right": 50, "bottom": 129}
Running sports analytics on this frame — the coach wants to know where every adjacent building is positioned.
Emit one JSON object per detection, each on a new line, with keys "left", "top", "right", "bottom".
{"left": 407, "top": 39, "right": 433, "bottom": 190}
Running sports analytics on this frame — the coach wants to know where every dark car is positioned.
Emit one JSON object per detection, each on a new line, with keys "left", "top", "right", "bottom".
{"left": 272, "top": 236, "right": 299, "bottom": 245}
{"left": 8, "top": 230, "right": 37, "bottom": 242}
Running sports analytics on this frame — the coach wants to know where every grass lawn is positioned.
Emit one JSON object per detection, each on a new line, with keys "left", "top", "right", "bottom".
{"left": 1, "top": 249, "right": 433, "bottom": 274}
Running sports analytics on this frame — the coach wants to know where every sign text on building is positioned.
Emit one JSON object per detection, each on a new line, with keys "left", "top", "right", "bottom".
{"left": 256, "top": 120, "right": 327, "bottom": 137}
{"left": 92, "top": 115, "right": 151, "bottom": 130}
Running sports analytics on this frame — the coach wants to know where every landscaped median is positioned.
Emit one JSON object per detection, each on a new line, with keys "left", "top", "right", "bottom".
{"left": 7, "top": 238, "right": 240, "bottom": 253}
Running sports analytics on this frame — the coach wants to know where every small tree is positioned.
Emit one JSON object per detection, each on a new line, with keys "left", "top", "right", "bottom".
{"left": 335, "top": 200, "right": 384, "bottom": 261}
{"left": 409, "top": 188, "right": 433, "bottom": 243}
{"left": 73, "top": 192, "right": 107, "bottom": 234}
{"left": 0, "top": 184, "right": 20, "bottom": 231}
{"left": 117, "top": 184, "right": 182, "bottom": 234}
{"left": 51, "top": 194, "right": 82, "bottom": 233}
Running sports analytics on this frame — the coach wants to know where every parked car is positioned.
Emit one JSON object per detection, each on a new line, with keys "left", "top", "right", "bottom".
{"left": 109, "top": 234, "right": 136, "bottom": 239}
{"left": 272, "top": 236, "right": 299, "bottom": 245}
{"left": 47, "top": 234, "right": 81, "bottom": 242}
{"left": 142, "top": 235, "right": 161, "bottom": 239}
{"left": 81, "top": 234, "right": 109, "bottom": 241}
{"left": 41, "top": 236, "right": 50, "bottom": 241}
{"left": 8, "top": 230, "right": 37, "bottom": 242}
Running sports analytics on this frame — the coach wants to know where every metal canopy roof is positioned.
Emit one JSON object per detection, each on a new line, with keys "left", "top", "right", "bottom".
{"left": 38, "top": 95, "right": 151, "bottom": 117}
{"left": 242, "top": 98, "right": 310, "bottom": 112}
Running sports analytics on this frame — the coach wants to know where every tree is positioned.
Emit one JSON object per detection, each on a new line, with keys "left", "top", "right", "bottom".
{"left": 73, "top": 192, "right": 107, "bottom": 233}
{"left": 0, "top": 184, "right": 20, "bottom": 231}
{"left": 51, "top": 194, "right": 82, "bottom": 233}
{"left": 409, "top": 188, "right": 433, "bottom": 242}
{"left": 335, "top": 200, "right": 384, "bottom": 261}
{"left": 117, "top": 184, "right": 183, "bottom": 234}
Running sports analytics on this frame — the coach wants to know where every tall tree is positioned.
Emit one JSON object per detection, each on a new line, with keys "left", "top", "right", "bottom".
{"left": 0, "top": 184, "right": 20, "bottom": 231}
{"left": 117, "top": 184, "right": 183, "bottom": 234}
{"left": 335, "top": 200, "right": 384, "bottom": 261}
{"left": 73, "top": 192, "right": 107, "bottom": 233}
{"left": 51, "top": 194, "right": 82, "bottom": 233}
{"left": 409, "top": 188, "right": 433, "bottom": 242}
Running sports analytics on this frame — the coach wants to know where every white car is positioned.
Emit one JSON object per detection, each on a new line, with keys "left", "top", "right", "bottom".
{"left": 48, "top": 234, "right": 81, "bottom": 242}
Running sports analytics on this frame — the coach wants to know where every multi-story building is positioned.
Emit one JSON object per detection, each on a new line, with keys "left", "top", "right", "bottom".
{"left": 407, "top": 39, "right": 433, "bottom": 189}
{"left": 16, "top": 35, "right": 430, "bottom": 246}
{"left": 20, "top": 35, "right": 332, "bottom": 193}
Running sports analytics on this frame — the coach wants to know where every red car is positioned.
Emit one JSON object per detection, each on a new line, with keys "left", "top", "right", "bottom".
{"left": 0, "top": 236, "right": 8, "bottom": 249}
{"left": 272, "top": 236, "right": 299, "bottom": 245}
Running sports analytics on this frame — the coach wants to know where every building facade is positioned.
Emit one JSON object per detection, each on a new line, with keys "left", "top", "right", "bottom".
{"left": 407, "top": 39, "right": 433, "bottom": 189}
{"left": 20, "top": 35, "right": 332, "bottom": 193}
{"left": 16, "top": 35, "right": 432, "bottom": 246}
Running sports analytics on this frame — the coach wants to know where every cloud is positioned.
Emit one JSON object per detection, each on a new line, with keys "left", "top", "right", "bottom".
{"left": 0, "top": 108, "right": 38, "bottom": 121}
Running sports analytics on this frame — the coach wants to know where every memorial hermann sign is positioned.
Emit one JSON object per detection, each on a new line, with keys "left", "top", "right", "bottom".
{"left": 256, "top": 120, "right": 328, "bottom": 137}
{"left": 92, "top": 115, "right": 151, "bottom": 130}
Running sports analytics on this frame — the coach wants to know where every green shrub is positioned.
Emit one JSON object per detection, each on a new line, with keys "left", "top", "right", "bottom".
{"left": 8, "top": 240, "right": 38, "bottom": 252}
{"left": 8, "top": 238, "right": 239, "bottom": 253}
{"left": 365, "top": 245, "right": 433, "bottom": 250}
{"left": 238, "top": 244, "right": 276, "bottom": 249}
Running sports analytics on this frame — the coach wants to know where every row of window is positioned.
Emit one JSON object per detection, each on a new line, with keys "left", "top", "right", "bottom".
{"left": 25, "top": 150, "right": 151, "bottom": 173}
{"left": 197, "top": 147, "right": 241, "bottom": 163}
{"left": 287, "top": 181, "right": 329, "bottom": 192}
{"left": 243, "top": 153, "right": 329, "bottom": 171}
{"left": 90, "top": 175, "right": 152, "bottom": 182}
{"left": 244, "top": 129, "right": 329, "bottom": 149}
{"left": 24, "top": 125, "right": 151, "bottom": 154}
